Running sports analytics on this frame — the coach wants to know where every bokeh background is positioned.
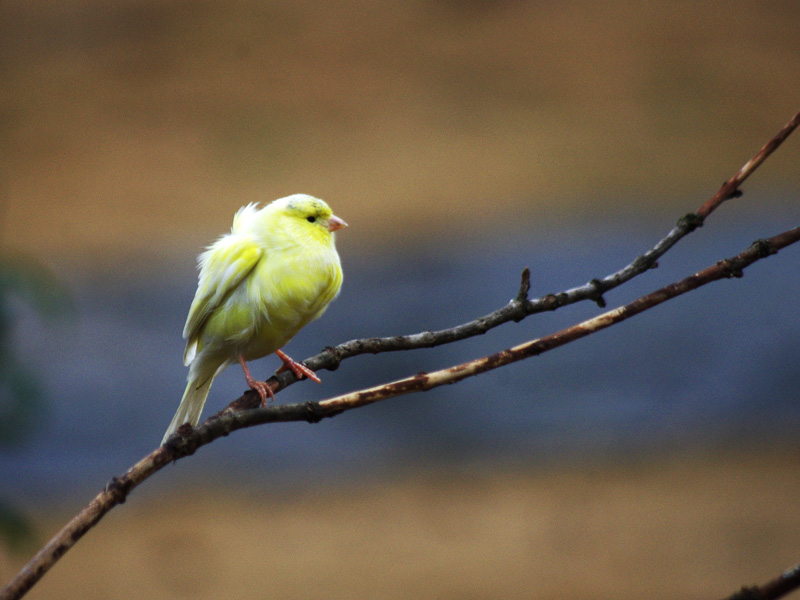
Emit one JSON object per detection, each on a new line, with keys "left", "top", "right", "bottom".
{"left": 2, "top": 1, "right": 800, "bottom": 598}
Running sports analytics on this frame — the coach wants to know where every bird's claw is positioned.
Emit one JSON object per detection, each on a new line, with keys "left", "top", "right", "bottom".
{"left": 246, "top": 376, "right": 275, "bottom": 407}
{"left": 275, "top": 349, "right": 321, "bottom": 383}
{"left": 238, "top": 354, "right": 276, "bottom": 406}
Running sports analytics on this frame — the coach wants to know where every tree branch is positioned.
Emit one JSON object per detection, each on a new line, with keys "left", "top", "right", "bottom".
{"left": 2, "top": 110, "right": 798, "bottom": 600}
{"left": 698, "top": 110, "right": 800, "bottom": 219}
{"left": 182, "top": 226, "right": 800, "bottom": 434}
{"left": 293, "top": 110, "right": 800, "bottom": 377}
{"left": 723, "top": 564, "right": 800, "bottom": 600}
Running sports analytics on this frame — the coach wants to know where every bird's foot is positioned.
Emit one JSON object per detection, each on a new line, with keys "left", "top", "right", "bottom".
{"left": 238, "top": 355, "right": 275, "bottom": 406}
{"left": 246, "top": 376, "right": 275, "bottom": 407}
{"left": 275, "top": 349, "right": 321, "bottom": 383}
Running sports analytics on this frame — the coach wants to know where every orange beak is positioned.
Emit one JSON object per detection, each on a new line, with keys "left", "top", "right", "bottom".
{"left": 327, "top": 215, "right": 348, "bottom": 232}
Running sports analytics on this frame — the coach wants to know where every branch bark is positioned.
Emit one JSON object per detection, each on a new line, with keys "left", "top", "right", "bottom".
{"left": 2, "top": 110, "right": 799, "bottom": 600}
{"left": 723, "top": 564, "right": 800, "bottom": 600}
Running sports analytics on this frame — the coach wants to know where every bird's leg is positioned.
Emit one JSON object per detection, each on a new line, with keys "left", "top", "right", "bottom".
{"left": 238, "top": 355, "right": 274, "bottom": 406}
{"left": 274, "top": 349, "right": 321, "bottom": 383}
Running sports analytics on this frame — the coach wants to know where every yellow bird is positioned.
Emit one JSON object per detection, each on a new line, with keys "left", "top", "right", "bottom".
{"left": 162, "top": 194, "right": 346, "bottom": 444}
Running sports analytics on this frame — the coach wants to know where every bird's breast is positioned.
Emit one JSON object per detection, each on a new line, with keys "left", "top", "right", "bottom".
{"left": 233, "top": 246, "right": 341, "bottom": 357}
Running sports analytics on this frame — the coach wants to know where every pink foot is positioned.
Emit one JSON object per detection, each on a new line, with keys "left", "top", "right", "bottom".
{"left": 275, "top": 349, "right": 321, "bottom": 383}
{"left": 238, "top": 355, "right": 275, "bottom": 406}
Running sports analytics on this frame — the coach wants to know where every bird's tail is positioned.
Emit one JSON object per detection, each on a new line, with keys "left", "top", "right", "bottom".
{"left": 161, "top": 376, "right": 214, "bottom": 445}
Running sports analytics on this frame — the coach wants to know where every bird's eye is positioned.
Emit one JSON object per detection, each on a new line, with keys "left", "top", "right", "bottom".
{"left": 306, "top": 216, "right": 316, "bottom": 223}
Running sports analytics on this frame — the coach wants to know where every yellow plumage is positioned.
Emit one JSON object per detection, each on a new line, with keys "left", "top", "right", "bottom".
{"left": 162, "top": 194, "right": 346, "bottom": 444}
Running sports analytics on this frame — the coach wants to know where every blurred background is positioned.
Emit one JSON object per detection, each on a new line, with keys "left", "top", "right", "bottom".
{"left": 2, "top": 1, "right": 800, "bottom": 598}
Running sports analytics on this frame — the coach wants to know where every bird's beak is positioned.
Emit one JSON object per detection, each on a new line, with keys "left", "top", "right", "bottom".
{"left": 327, "top": 215, "right": 348, "bottom": 232}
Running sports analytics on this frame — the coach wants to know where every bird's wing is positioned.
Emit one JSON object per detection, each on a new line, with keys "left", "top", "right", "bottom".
{"left": 183, "top": 235, "right": 264, "bottom": 347}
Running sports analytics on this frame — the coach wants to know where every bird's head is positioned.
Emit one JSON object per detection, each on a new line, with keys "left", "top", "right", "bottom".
{"left": 262, "top": 194, "right": 347, "bottom": 247}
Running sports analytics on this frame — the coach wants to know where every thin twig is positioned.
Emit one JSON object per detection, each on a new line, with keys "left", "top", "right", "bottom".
{"left": 723, "top": 564, "right": 800, "bottom": 600}
{"left": 698, "top": 110, "right": 800, "bottom": 219}
{"left": 3, "top": 224, "right": 798, "bottom": 600}
{"left": 292, "top": 110, "right": 800, "bottom": 377}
